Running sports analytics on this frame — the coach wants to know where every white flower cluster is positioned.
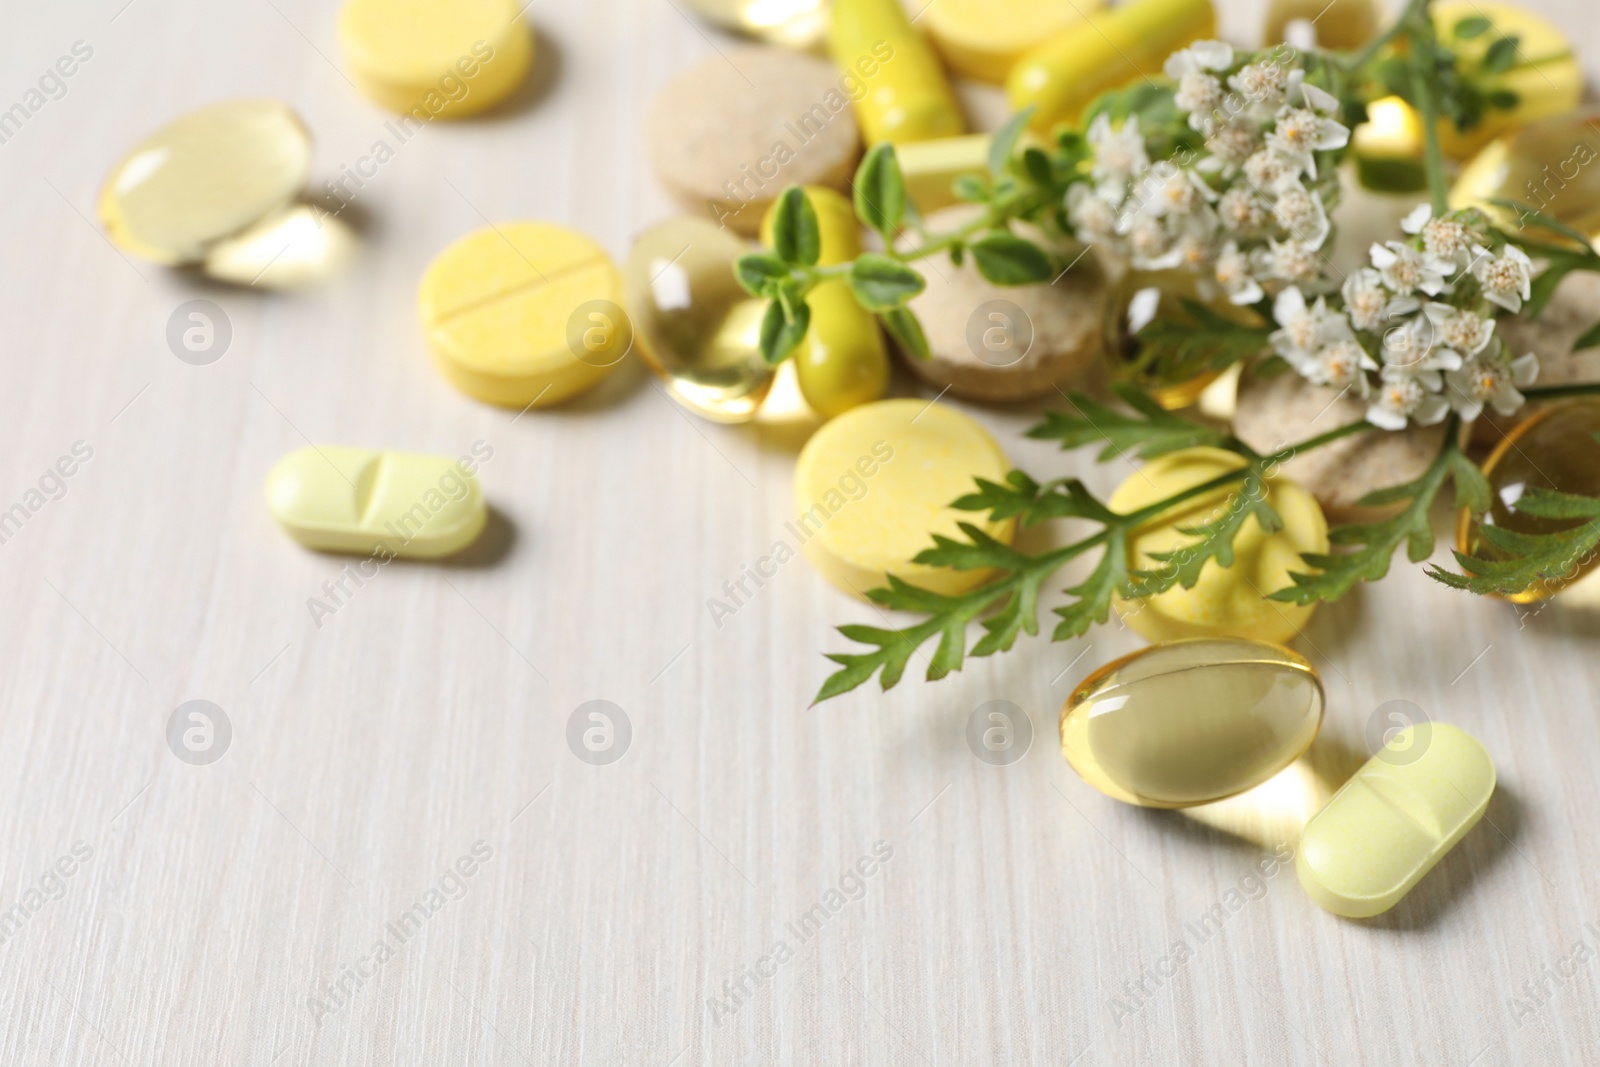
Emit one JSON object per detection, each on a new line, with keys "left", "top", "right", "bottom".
{"left": 1067, "top": 40, "right": 1349, "bottom": 301}
{"left": 1270, "top": 205, "right": 1538, "bottom": 430}
{"left": 1065, "top": 40, "right": 1542, "bottom": 431}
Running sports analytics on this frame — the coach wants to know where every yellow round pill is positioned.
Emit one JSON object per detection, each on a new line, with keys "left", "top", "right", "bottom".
{"left": 1109, "top": 447, "right": 1328, "bottom": 644}
{"left": 337, "top": 0, "right": 533, "bottom": 119}
{"left": 923, "top": 0, "right": 1104, "bottom": 85}
{"left": 418, "top": 222, "right": 626, "bottom": 409}
{"left": 98, "top": 100, "right": 311, "bottom": 266}
{"left": 794, "top": 399, "right": 1013, "bottom": 599}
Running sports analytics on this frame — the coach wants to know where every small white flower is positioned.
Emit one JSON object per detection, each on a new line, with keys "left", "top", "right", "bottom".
{"left": 1369, "top": 240, "right": 1446, "bottom": 297}
{"left": 1066, "top": 182, "right": 1118, "bottom": 244}
{"left": 1175, "top": 72, "right": 1226, "bottom": 131}
{"left": 1380, "top": 315, "right": 1461, "bottom": 375}
{"left": 1266, "top": 105, "right": 1350, "bottom": 179}
{"left": 1341, "top": 267, "right": 1417, "bottom": 332}
{"left": 1270, "top": 286, "right": 1348, "bottom": 357}
{"left": 1216, "top": 187, "right": 1266, "bottom": 233}
{"left": 1242, "top": 148, "right": 1300, "bottom": 193}
{"left": 1214, "top": 241, "right": 1263, "bottom": 305}
{"left": 1127, "top": 164, "right": 1216, "bottom": 220}
{"left": 1229, "top": 60, "right": 1291, "bottom": 111}
{"left": 1423, "top": 302, "right": 1495, "bottom": 357}
{"left": 1271, "top": 184, "right": 1330, "bottom": 248}
{"left": 1205, "top": 120, "right": 1262, "bottom": 167}
{"left": 1445, "top": 352, "right": 1539, "bottom": 421}
{"left": 1367, "top": 366, "right": 1451, "bottom": 430}
{"left": 1291, "top": 338, "right": 1377, "bottom": 394}
{"left": 1258, "top": 237, "right": 1324, "bottom": 286}
{"left": 1087, "top": 113, "right": 1149, "bottom": 203}
{"left": 1423, "top": 217, "right": 1481, "bottom": 271}
{"left": 1473, "top": 245, "right": 1534, "bottom": 313}
{"left": 1164, "top": 39, "right": 1234, "bottom": 80}
{"left": 1400, "top": 203, "right": 1433, "bottom": 235}
{"left": 1295, "top": 81, "right": 1341, "bottom": 114}
{"left": 1124, "top": 214, "right": 1173, "bottom": 270}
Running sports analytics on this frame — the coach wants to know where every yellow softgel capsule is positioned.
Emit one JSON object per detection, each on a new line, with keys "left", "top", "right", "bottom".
{"left": 1297, "top": 722, "right": 1495, "bottom": 918}
{"left": 680, "top": 0, "right": 828, "bottom": 49}
{"left": 924, "top": 0, "right": 1104, "bottom": 84}
{"left": 418, "top": 222, "right": 625, "bottom": 410}
{"left": 760, "top": 189, "right": 888, "bottom": 419}
{"left": 337, "top": 0, "right": 532, "bottom": 119}
{"left": 266, "top": 447, "right": 487, "bottom": 559}
{"left": 1109, "top": 448, "right": 1328, "bottom": 644}
{"left": 98, "top": 100, "right": 311, "bottom": 266}
{"left": 1008, "top": 0, "right": 1215, "bottom": 132}
{"left": 1060, "top": 639, "right": 1324, "bottom": 808}
{"left": 795, "top": 399, "right": 1012, "bottom": 598}
{"left": 829, "top": 0, "right": 965, "bottom": 145}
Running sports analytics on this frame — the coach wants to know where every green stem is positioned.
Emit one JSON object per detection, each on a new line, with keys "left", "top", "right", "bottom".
{"left": 1343, "top": 0, "right": 1422, "bottom": 73}
{"left": 1406, "top": 13, "right": 1451, "bottom": 215}
{"left": 1522, "top": 383, "right": 1600, "bottom": 401}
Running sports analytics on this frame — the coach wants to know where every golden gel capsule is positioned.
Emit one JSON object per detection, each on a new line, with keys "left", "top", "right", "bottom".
{"left": 829, "top": 0, "right": 965, "bottom": 144}
{"left": 1298, "top": 722, "right": 1494, "bottom": 918}
{"left": 1450, "top": 109, "right": 1600, "bottom": 238}
{"left": 1456, "top": 400, "right": 1600, "bottom": 604}
{"left": 99, "top": 100, "right": 311, "bottom": 266}
{"left": 266, "top": 447, "right": 487, "bottom": 559}
{"left": 1060, "top": 639, "right": 1324, "bottom": 808}
{"left": 1008, "top": 0, "right": 1215, "bottom": 132}
{"left": 625, "top": 217, "right": 774, "bottom": 423}
{"left": 760, "top": 188, "right": 889, "bottom": 419}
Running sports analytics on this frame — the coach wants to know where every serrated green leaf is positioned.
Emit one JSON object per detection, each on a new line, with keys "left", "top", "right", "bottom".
{"left": 854, "top": 143, "right": 907, "bottom": 241}
{"left": 970, "top": 233, "right": 1054, "bottom": 285}
{"left": 1027, "top": 383, "right": 1230, "bottom": 461}
{"left": 758, "top": 297, "right": 810, "bottom": 364}
{"left": 772, "top": 186, "right": 821, "bottom": 267}
{"left": 848, "top": 254, "right": 925, "bottom": 310}
{"left": 1481, "top": 35, "right": 1520, "bottom": 75}
{"left": 1021, "top": 147, "right": 1053, "bottom": 185}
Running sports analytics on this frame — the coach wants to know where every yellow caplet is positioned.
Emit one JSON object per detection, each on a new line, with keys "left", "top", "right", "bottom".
{"left": 829, "top": 0, "right": 965, "bottom": 144}
{"left": 1007, "top": 0, "right": 1215, "bottom": 133}
{"left": 760, "top": 188, "right": 888, "bottom": 419}
{"left": 794, "top": 399, "right": 1012, "bottom": 598}
{"left": 266, "top": 447, "right": 488, "bottom": 559}
{"left": 1298, "top": 722, "right": 1494, "bottom": 918}
{"left": 1109, "top": 447, "right": 1328, "bottom": 644}
{"left": 895, "top": 133, "right": 992, "bottom": 213}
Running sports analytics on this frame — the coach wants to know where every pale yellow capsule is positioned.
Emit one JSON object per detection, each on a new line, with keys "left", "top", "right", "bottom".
{"left": 337, "top": 0, "right": 533, "bottom": 119}
{"left": 895, "top": 134, "right": 991, "bottom": 213}
{"left": 924, "top": 0, "right": 1104, "bottom": 84}
{"left": 266, "top": 447, "right": 487, "bottom": 559}
{"left": 1008, "top": 0, "right": 1215, "bottom": 132}
{"left": 1060, "top": 639, "right": 1324, "bottom": 808}
{"left": 829, "top": 0, "right": 965, "bottom": 144}
{"left": 1298, "top": 723, "right": 1495, "bottom": 918}
{"left": 760, "top": 188, "right": 888, "bottom": 419}
{"left": 98, "top": 100, "right": 311, "bottom": 266}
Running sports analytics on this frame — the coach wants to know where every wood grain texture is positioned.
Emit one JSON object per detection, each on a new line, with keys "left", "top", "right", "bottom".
{"left": 1, "top": 0, "right": 1597, "bottom": 1063}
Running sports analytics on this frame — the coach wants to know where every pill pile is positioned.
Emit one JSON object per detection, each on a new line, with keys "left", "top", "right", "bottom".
{"left": 96, "top": 0, "right": 1567, "bottom": 921}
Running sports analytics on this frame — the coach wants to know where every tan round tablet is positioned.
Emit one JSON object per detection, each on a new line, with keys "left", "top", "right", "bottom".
{"left": 894, "top": 206, "right": 1105, "bottom": 403}
{"left": 647, "top": 46, "right": 861, "bottom": 235}
{"left": 1479, "top": 270, "right": 1600, "bottom": 443}
{"left": 1232, "top": 366, "right": 1447, "bottom": 523}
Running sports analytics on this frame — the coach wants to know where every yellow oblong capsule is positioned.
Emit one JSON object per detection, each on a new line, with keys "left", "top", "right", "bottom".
{"left": 1007, "top": 0, "right": 1215, "bottom": 133}
{"left": 1060, "top": 639, "right": 1324, "bottom": 808}
{"left": 761, "top": 188, "right": 889, "bottom": 419}
{"left": 266, "top": 447, "right": 487, "bottom": 559}
{"left": 1298, "top": 722, "right": 1495, "bottom": 918}
{"left": 829, "top": 0, "right": 965, "bottom": 145}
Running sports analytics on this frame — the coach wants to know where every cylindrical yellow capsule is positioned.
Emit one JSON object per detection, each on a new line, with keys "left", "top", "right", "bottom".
{"left": 1007, "top": 0, "right": 1215, "bottom": 133}
{"left": 761, "top": 188, "right": 889, "bottom": 419}
{"left": 829, "top": 0, "right": 965, "bottom": 145}
{"left": 1060, "top": 639, "right": 1324, "bottom": 808}
{"left": 894, "top": 133, "right": 991, "bottom": 213}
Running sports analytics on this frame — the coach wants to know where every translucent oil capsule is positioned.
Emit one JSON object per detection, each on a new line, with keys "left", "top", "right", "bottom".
{"left": 1103, "top": 268, "right": 1258, "bottom": 410}
{"left": 681, "top": 0, "right": 829, "bottom": 50}
{"left": 624, "top": 217, "right": 774, "bottom": 423}
{"left": 1060, "top": 639, "right": 1325, "bottom": 808}
{"left": 1456, "top": 399, "right": 1600, "bottom": 603}
{"left": 99, "top": 100, "right": 312, "bottom": 266}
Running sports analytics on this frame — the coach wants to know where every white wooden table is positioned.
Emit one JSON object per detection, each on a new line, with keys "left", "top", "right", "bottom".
{"left": 2, "top": 0, "right": 1597, "bottom": 1063}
